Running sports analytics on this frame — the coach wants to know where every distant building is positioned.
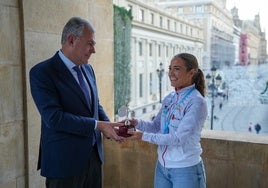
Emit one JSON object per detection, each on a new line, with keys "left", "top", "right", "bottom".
{"left": 113, "top": 0, "right": 204, "bottom": 119}
{"left": 113, "top": 0, "right": 267, "bottom": 119}
{"left": 233, "top": 25, "right": 241, "bottom": 65}
{"left": 231, "top": 7, "right": 267, "bottom": 65}
{"left": 157, "top": 0, "right": 235, "bottom": 70}
{"left": 259, "top": 31, "right": 267, "bottom": 64}
{"left": 239, "top": 34, "right": 248, "bottom": 65}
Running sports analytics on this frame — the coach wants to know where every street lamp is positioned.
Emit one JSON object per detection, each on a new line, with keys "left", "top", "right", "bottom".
{"left": 157, "top": 62, "right": 164, "bottom": 103}
{"left": 206, "top": 66, "right": 222, "bottom": 130}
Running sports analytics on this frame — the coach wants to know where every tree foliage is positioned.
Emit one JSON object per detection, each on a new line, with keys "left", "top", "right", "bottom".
{"left": 113, "top": 5, "right": 132, "bottom": 115}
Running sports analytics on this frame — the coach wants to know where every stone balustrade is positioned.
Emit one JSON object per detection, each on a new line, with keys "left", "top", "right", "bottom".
{"left": 103, "top": 130, "right": 268, "bottom": 188}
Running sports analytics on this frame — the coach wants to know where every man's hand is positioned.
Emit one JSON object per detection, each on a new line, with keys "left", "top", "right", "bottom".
{"left": 96, "top": 121, "right": 125, "bottom": 142}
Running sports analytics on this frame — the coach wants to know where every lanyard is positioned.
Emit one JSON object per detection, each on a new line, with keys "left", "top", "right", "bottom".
{"left": 161, "top": 87, "right": 195, "bottom": 134}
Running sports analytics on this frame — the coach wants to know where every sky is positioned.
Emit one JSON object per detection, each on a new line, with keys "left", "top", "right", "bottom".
{"left": 226, "top": 0, "right": 267, "bottom": 32}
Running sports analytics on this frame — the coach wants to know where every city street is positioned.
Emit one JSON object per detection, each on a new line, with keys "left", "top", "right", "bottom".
{"left": 206, "top": 63, "right": 268, "bottom": 134}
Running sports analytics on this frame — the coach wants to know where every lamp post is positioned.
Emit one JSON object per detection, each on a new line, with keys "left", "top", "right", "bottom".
{"left": 157, "top": 62, "right": 164, "bottom": 103}
{"left": 206, "top": 66, "right": 222, "bottom": 130}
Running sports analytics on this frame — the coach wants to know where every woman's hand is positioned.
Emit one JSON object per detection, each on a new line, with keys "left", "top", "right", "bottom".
{"left": 127, "top": 130, "right": 143, "bottom": 140}
{"left": 120, "top": 118, "right": 138, "bottom": 126}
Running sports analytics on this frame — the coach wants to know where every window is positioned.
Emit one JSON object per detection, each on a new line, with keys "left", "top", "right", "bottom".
{"left": 195, "top": 5, "right": 203, "bottom": 13}
{"left": 139, "top": 9, "right": 144, "bottom": 22}
{"left": 139, "top": 74, "right": 143, "bottom": 97}
{"left": 158, "top": 44, "right": 161, "bottom": 57}
{"left": 166, "top": 46, "right": 169, "bottom": 57}
{"left": 142, "top": 108, "right": 147, "bottom": 113}
{"left": 178, "top": 7, "right": 183, "bottom": 14}
{"left": 150, "top": 13, "right": 154, "bottom": 24}
{"left": 149, "top": 43, "right": 153, "bottom": 56}
{"left": 159, "top": 16, "right": 163, "bottom": 28}
{"left": 149, "top": 73, "right": 153, "bottom": 94}
{"left": 167, "top": 19, "right": 170, "bottom": 30}
{"left": 139, "top": 41, "right": 143, "bottom": 56}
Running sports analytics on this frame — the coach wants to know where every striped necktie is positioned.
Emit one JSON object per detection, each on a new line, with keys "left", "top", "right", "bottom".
{"left": 73, "top": 66, "right": 91, "bottom": 107}
{"left": 73, "top": 65, "right": 96, "bottom": 145}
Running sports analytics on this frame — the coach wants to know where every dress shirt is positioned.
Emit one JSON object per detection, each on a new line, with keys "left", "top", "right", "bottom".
{"left": 58, "top": 50, "right": 97, "bottom": 129}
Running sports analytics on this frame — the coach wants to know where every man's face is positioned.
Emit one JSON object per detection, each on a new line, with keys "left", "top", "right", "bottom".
{"left": 72, "top": 26, "right": 96, "bottom": 65}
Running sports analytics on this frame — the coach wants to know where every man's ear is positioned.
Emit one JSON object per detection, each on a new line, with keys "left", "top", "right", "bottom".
{"left": 67, "top": 34, "right": 76, "bottom": 46}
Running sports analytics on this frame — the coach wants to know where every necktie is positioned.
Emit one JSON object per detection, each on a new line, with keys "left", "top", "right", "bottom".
{"left": 73, "top": 66, "right": 91, "bottom": 107}
{"left": 73, "top": 66, "right": 96, "bottom": 145}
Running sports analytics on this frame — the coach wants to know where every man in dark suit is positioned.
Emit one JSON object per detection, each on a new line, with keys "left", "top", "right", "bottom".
{"left": 29, "top": 17, "right": 124, "bottom": 188}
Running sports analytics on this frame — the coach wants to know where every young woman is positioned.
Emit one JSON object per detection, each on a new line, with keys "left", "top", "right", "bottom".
{"left": 127, "top": 53, "right": 208, "bottom": 188}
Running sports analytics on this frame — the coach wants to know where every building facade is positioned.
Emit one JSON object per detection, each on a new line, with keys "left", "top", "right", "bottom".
{"left": 233, "top": 25, "right": 241, "bottom": 65}
{"left": 113, "top": 0, "right": 204, "bottom": 119}
{"left": 231, "top": 7, "right": 267, "bottom": 65}
{"left": 157, "top": 0, "right": 235, "bottom": 70}
{"left": 239, "top": 34, "right": 249, "bottom": 65}
{"left": 113, "top": 0, "right": 267, "bottom": 122}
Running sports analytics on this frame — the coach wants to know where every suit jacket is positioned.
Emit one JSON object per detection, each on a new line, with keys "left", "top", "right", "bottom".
{"left": 29, "top": 52, "right": 109, "bottom": 178}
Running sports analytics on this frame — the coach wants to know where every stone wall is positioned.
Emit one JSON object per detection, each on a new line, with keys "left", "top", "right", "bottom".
{"left": 103, "top": 138, "right": 158, "bottom": 188}
{"left": 202, "top": 130, "right": 268, "bottom": 188}
{"left": 0, "top": 0, "right": 25, "bottom": 187}
{"left": 0, "top": 1, "right": 114, "bottom": 187}
{"left": 103, "top": 130, "right": 268, "bottom": 188}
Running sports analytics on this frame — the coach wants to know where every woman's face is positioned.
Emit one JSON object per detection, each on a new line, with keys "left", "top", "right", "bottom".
{"left": 168, "top": 57, "right": 195, "bottom": 89}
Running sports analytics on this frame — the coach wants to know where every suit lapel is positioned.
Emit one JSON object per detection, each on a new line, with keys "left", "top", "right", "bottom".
{"left": 53, "top": 54, "right": 92, "bottom": 113}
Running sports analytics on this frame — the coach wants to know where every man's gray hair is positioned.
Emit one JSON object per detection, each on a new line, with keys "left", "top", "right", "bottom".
{"left": 61, "top": 17, "right": 95, "bottom": 45}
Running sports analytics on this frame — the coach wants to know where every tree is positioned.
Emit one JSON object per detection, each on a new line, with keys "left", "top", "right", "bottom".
{"left": 113, "top": 5, "right": 132, "bottom": 115}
